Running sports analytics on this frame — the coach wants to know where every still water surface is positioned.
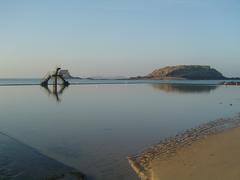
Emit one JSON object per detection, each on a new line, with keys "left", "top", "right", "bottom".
{"left": 0, "top": 80, "right": 240, "bottom": 179}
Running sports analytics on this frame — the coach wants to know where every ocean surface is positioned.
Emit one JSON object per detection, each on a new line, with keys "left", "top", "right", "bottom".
{"left": 0, "top": 79, "right": 240, "bottom": 179}
{"left": 0, "top": 78, "right": 231, "bottom": 86}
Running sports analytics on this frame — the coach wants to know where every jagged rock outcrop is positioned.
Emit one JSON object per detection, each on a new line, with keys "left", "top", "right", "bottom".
{"left": 59, "top": 70, "right": 81, "bottom": 79}
{"left": 146, "top": 65, "right": 226, "bottom": 80}
{"left": 59, "top": 70, "right": 73, "bottom": 79}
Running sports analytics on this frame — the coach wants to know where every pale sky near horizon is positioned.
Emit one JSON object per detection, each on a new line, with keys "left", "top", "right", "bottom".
{"left": 0, "top": 0, "right": 239, "bottom": 78}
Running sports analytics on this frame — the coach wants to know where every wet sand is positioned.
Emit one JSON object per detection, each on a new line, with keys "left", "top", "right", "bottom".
{"left": 151, "top": 127, "right": 240, "bottom": 180}
{"left": 0, "top": 132, "right": 84, "bottom": 180}
{"left": 128, "top": 115, "right": 240, "bottom": 180}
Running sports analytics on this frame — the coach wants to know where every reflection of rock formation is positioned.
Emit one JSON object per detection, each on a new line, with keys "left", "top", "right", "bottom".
{"left": 151, "top": 84, "right": 219, "bottom": 93}
{"left": 42, "top": 84, "right": 67, "bottom": 102}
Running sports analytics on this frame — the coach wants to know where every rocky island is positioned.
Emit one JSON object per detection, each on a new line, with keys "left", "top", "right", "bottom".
{"left": 59, "top": 69, "right": 81, "bottom": 79}
{"left": 131, "top": 65, "right": 227, "bottom": 80}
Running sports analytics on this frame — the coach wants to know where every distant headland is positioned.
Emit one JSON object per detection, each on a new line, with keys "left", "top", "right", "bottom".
{"left": 131, "top": 65, "right": 239, "bottom": 80}
{"left": 58, "top": 65, "right": 240, "bottom": 81}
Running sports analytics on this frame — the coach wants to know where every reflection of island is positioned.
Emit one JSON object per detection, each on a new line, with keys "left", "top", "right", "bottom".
{"left": 42, "top": 84, "right": 67, "bottom": 102}
{"left": 151, "top": 84, "right": 219, "bottom": 93}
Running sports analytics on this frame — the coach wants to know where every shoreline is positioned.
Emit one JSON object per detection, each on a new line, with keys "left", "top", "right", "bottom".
{"left": 0, "top": 132, "right": 85, "bottom": 180}
{"left": 128, "top": 114, "right": 240, "bottom": 180}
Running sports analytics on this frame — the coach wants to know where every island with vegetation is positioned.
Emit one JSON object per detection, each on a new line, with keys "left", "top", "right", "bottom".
{"left": 131, "top": 65, "right": 228, "bottom": 80}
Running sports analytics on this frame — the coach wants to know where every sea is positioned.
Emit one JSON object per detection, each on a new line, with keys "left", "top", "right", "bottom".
{"left": 0, "top": 79, "right": 240, "bottom": 179}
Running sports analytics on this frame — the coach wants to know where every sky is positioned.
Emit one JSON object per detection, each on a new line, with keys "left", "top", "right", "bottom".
{"left": 0, "top": 0, "right": 239, "bottom": 78}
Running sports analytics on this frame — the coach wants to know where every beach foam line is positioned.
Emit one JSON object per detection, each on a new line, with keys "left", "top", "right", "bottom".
{"left": 128, "top": 114, "right": 240, "bottom": 180}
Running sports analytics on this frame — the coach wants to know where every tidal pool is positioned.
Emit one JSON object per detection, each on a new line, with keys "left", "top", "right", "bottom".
{"left": 0, "top": 80, "right": 240, "bottom": 179}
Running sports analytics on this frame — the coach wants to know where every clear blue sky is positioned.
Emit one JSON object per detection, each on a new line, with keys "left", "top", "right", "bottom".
{"left": 0, "top": 0, "right": 239, "bottom": 78}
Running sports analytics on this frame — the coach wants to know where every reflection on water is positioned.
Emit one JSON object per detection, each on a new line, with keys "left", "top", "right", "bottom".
{"left": 0, "top": 83, "right": 240, "bottom": 179}
{"left": 42, "top": 84, "right": 68, "bottom": 102}
{"left": 42, "top": 84, "right": 220, "bottom": 103}
{"left": 151, "top": 84, "right": 219, "bottom": 93}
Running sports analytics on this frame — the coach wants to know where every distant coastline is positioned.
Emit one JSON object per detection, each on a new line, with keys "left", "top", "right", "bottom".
{"left": 1, "top": 65, "right": 240, "bottom": 82}
{"left": 61, "top": 65, "right": 240, "bottom": 81}
{"left": 130, "top": 65, "right": 240, "bottom": 80}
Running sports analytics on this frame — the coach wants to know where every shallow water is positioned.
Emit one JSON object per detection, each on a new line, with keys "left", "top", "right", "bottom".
{"left": 0, "top": 132, "right": 83, "bottom": 180}
{"left": 0, "top": 78, "right": 230, "bottom": 86}
{"left": 0, "top": 80, "right": 240, "bottom": 179}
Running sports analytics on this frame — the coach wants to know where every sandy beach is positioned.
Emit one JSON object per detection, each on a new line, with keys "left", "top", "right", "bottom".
{"left": 150, "top": 127, "right": 240, "bottom": 180}
{"left": 128, "top": 115, "right": 240, "bottom": 180}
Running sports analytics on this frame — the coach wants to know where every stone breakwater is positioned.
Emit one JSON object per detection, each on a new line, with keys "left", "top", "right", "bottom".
{"left": 128, "top": 114, "right": 240, "bottom": 180}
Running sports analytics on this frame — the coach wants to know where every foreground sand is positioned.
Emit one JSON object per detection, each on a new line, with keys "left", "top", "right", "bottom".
{"left": 128, "top": 115, "right": 240, "bottom": 180}
{"left": 150, "top": 127, "right": 240, "bottom": 180}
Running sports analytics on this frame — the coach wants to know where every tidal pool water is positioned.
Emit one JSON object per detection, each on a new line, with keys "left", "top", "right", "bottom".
{"left": 0, "top": 80, "right": 240, "bottom": 179}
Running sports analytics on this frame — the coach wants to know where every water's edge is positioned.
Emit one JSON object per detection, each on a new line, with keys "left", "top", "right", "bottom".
{"left": 0, "top": 132, "right": 85, "bottom": 180}
{"left": 128, "top": 114, "right": 240, "bottom": 180}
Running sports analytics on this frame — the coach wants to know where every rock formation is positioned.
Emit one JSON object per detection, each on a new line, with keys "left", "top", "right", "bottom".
{"left": 59, "top": 70, "right": 80, "bottom": 79}
{"left": 146, "top": 65, "right": 226, "bottom": 80}
{"left": 130, "top": 65, "right": 227, "bottom": 80}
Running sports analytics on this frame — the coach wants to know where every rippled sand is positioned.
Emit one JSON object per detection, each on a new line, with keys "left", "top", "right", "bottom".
{"left": 128, "top": 115, "right": 240, "bottom": 180}
{"left": 150, "top": 127, "right": 240, "bottom": 180}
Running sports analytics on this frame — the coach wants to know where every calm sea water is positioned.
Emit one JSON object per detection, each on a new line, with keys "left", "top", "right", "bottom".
{"left": 0, "top": 79, "right": 240, "bottom": 179}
